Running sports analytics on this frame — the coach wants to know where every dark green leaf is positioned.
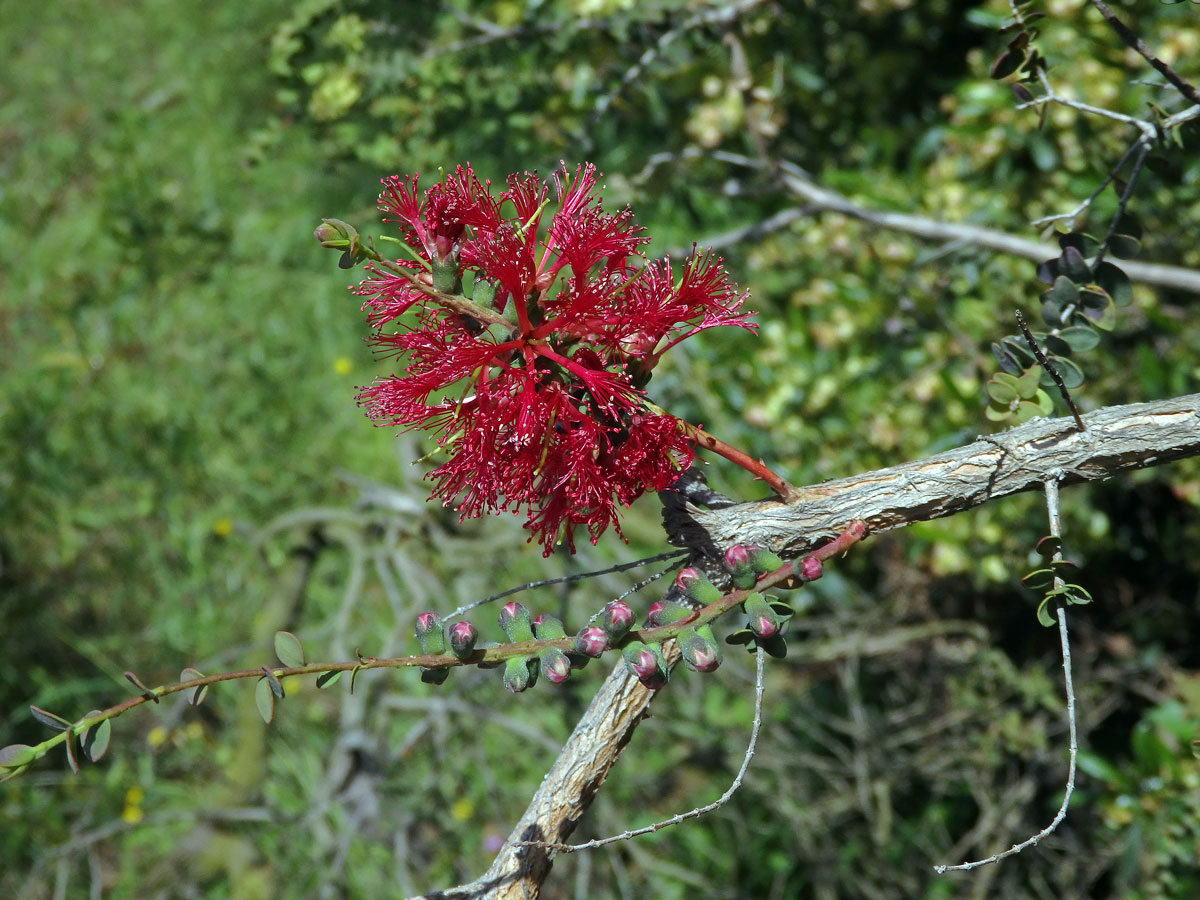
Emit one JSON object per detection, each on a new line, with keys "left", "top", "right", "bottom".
{"left": 30, "top": 706, "right": 70, "bottom": 732}
{"left": 1011, "top": 82, "right": 1034, "bottom": 103}
{"left": 725, "top": 628, "right": 756, "bottom": 646}
{"left": 260, "top": 666, "right": 284, "bottom": 699}
{"left": 1049, "top": 355, "right": 1084, "bottom": 388}
{"left": 1034, "top": 536, "right": 1063, "bottom": 558}
{"left": 1095, "top": 262, "right": 1132, "bottom": 307}
{"left": 316, "top": 670, "right": 342, "bottom": 689}
{"left": 1058, "top": 232, "right": 1100, "bottom": 257}
{"left": 1059, "top": 245, "right": 1091, "bottom": 282}
{"left": 1021, "top": 568, "right": 1054, "bottom": 590}
{"left": 1107, "top": 233, "right": 1140, "bottom": 259}
{"left": 1036, "top": 598, "right": 1057, "bottom": 627}
{"left": 1058, "top": 325, "right": 1100, "bottom": 352}
{"left": 125, "top": 671, "right": 159, "bottom": 703}
{"left": 990, "top": 49, "right": 1023, "bottom": 79}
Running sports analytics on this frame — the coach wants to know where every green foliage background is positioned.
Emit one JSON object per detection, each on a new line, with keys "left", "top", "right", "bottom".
{"left": 2, "top": 1, "right": 1199, "bottom": 898}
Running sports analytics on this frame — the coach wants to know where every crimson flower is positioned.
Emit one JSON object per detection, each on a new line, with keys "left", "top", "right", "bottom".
{"left": 352, "top": 162, "right": 754, "bottom": 554}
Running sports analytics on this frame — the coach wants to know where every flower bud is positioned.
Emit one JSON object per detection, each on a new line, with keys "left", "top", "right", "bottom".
{"left": 498, "top": 601, "right": 535, "bottom": 643}
{"left": 540, "top": 648, "right": 572, "bottom": 684}
{"left": 448, "top": 620, "right": 478, "bottom": 659}
{"left": 502, "top": 655, "right": 538, "bottom": 693}
{"left": 750, "top": 546, "right": 785, "bottom": 574}
{"left": 674, "top": 567, "right": 723, "bottom": 605}
{"left": 724, "top": 545, "right": 757, "bottom": 589}
{"left": 601, "top": 601, "right": 635, "bottom": 641}
{"left": 575, "top": 625, "right": 609, "bottom": 658}
{"left": 622, "top": 641, "right": 668, "bottom": 689}
{"left": 680, "top": 625, "right": 722, "bottom": 673}
{"left": 647, "top": 600, "right": 693, "bottom": 627}
{"left": 743, "top": 593, "right": 780, "bottom": 640}
{"left": 415, "top": 612, "right": 446, "bottom": 655}
{"left": 313, "top": 220, "right": 345, "bottom": 246}
{"left": 532, "top": 613, "right": 567, "bottom": 640}
{"left": 794, "top": 555, "right": 822, "bottom": 583}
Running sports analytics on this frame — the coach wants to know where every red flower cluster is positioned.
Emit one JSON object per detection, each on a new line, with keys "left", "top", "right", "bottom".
{"left": 353, "top": 162, "right": 753, "bottom": 554}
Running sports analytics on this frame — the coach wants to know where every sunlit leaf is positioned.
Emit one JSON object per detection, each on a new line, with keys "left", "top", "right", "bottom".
{"left": 255, "top": 677, "right": 275, "bottom": 724}
{"left": 274, "top": 630, "right": 306, "bottom": 668}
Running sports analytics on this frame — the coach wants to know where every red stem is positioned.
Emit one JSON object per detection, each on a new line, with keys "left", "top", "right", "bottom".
{"left": 675, "top": 420, "right": 794, "bottom": 499}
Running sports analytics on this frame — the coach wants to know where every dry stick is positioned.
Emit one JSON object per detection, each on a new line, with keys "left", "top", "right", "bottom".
{"left": 1014, "top": 310, "right": 1085, "bottom": 433}
{"left": 518, "top": 648, "right": 767, "bottom": 852}
{"left": 934, "top": 479, "right": 1079, "bottom": 873}
{"left": 1088, "top": 0, "right": 1200, "bottom": 108}
{"left": 443, "top": 549, "right": 687, "bottom": 621}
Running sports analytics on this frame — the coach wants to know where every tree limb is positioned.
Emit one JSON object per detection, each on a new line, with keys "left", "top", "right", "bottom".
{"left": 675, "top": 393, "right": 1200, "bottom": 556}
{"left": 409, "top": 391, "right": 1199, "bottom": 899}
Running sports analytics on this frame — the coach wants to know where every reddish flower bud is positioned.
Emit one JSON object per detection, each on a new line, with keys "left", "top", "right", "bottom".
{"left": 448, "top": 620, "right": 478, "bottom": 659}
{"left": 680, "top": 625, "right": 722, "bottom": 673}
{"left": 795, "top": 556, "right": 823, "bottom": 582}
{"left": 674, "top": 567, "right": 723, "bottom": 604}
{"left": 601, "top": 601, "right": 635, "bottom": 640}
{"left": 621, "top": 641, "right": 668, "bottom": 689}
{"left": 414, "top": 612, "right": 446, "bottom": 655}
{"left": 498, "top": 602, "right": 535, "bottom": 643}
{"left": 724, "top": 545, "right": 751, "bottom": 569}
{"left": 575, "top": 626, "right": 609, "bottom": 658}
{"left": 532, "top": 614, "right": 567, "bottom": 640}
{"left": 540, "top": 648, "right": 572, "bottom": 684}
{"left": 743, "top": 592, "right": 781, "bottom": 640}
{"left": 749, "top": 546, "right": 785, "bottom": 574}
{"left": 647, "top": 600, "right": 692, "bottom": 627}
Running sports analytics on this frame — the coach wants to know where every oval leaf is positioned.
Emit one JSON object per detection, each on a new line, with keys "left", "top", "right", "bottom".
{"left": 990, "top": 48, "right": 1023, "bottom": 79}
{"left": 0, "top": 744, "right": 38, "bottom": 769}
{"left": 64, "top": 732, "right": 80, "bottom": 774}
{"left": 274, "top": 631, "right": 306, "bottom": 668}
{"left": 1058, "top": 325, "right": 1100, "bottom": 352}
{"left": 255, "top": 677, "right": 275, "bottom": 724}
{"left": 316, "top": 670, "right": 343, "bottom": 689}
{"left": 30, "top": 706, "right": 71, "bottom": 732}
{"left": 1035, "top": 535, "right": 1063, "bottom": 559}
{"left": 1036, "top": 598, "right": 1057, "bottom": 627}
{"left": 1022, "top": 568, "right": 1054, "bottom": 590}
{"left": 180, "top": 668, "right": 209, "bottom": 706}
{"left": 260, "top": 666, "right": 284, "bottom": 699}
{"left": 1095, "top": 262, "right": 1132, "bottom": 307}
{"left": 81, "top": 717, "right": 112, "bottom": 763}
{"left": 1108, "top": 233, "right": 1141, "bottom": 259}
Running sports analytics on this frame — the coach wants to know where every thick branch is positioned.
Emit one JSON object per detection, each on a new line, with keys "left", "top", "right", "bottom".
{"left": 674, "top": 393, "right": 1200, "bottom": 556}
{"left": 406, "top": 644, "right": 681, "bottom": 900}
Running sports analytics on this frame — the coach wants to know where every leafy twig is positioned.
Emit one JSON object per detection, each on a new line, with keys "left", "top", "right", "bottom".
{"left": 1014, "top": 310, "right": 1085, "bottom": 432}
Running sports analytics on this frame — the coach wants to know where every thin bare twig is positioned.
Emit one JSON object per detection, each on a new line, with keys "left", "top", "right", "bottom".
{"left": 933, "top": 479, "right": 1079, "bottom": 873}
{"left": 1014, "top": 310, "right": 1085, "bottom": 433}
{"left": 519, "top": 648, "right": 767, "bottom": 852}
{"left": 1088, "top": 0, "right": 1200, "bottom": 107}
{"left": 443, "top": 550, "right": 687, "bottom": 621}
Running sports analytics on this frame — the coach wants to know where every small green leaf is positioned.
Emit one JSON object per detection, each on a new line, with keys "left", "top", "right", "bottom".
{"left": 274, "top": 631, "right": 306, "bottom": 668}
{"left": 1057, "top": 325, "right": 1099, "bottom": 352}
{"left": 1041, "top": 355, "right": 1084, "bottom": 389}
{"left": 64, "top": 731, "right": 80, "bottom": 774}
{"left": 725, "top": 629, "right": 756, "bottom": 646}
{"left": 1064, "top": 584, "right": 1093, "bottom": 605}
{"left": 1034, "top": 536, "right": 1062, "bottom": 558}
{"left": 1059, "top": 245, "right": 1091, "bottom": 282}
{"left": 316, "top": 670, "right": 342, "bottom": 689}
{"left": 1014, "top": 366, "right": 1041, "bottom": 398}
{"left": 987, "top": 376, "right": 1019, "bottom": 403}
{"left": 1022, "top": 568, "right": 1054, "bottom": 590}
{"left": 80, "top": 716, "right": 112, "bottom": 763}
{"left": 990, "top": 48, "right": 1024, "bottom": 79}
{"left": 985, "top": 403, "right": 1013, "bottom": 422}
{"left": 30, "top": 706, "right": 70, "bottom": 732}
{"left": 260, "top": 666, "right": 284, "bottom": 699}
{"left": 349, "top": 664, "right": 364, "bottom": 694}
{"left": 180, "top": 668, "right": 209, "bottom": 706}
{"left": 1016, "top": 400, "right": 1046, "bottom": 422}
{"left": 1033, "top": 389, "right": 1054, "bottom": 416}
{"left": 0, "top": 744, "right": 38, "bottom": 769}
{"left": 125, "top": 671, "right": 159, "bottom": 703}
{"left": 1095, "top": 262, "right": 1132, "bottom": 307}
{"left": 1036, "top": 598, "right": 1057, "bottom": 627}
{"left": 1108, "top": 233, "right": 1141, "bottom": 259}
{"left": 255, "top": 677, "right": 275, "bottom": 724}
